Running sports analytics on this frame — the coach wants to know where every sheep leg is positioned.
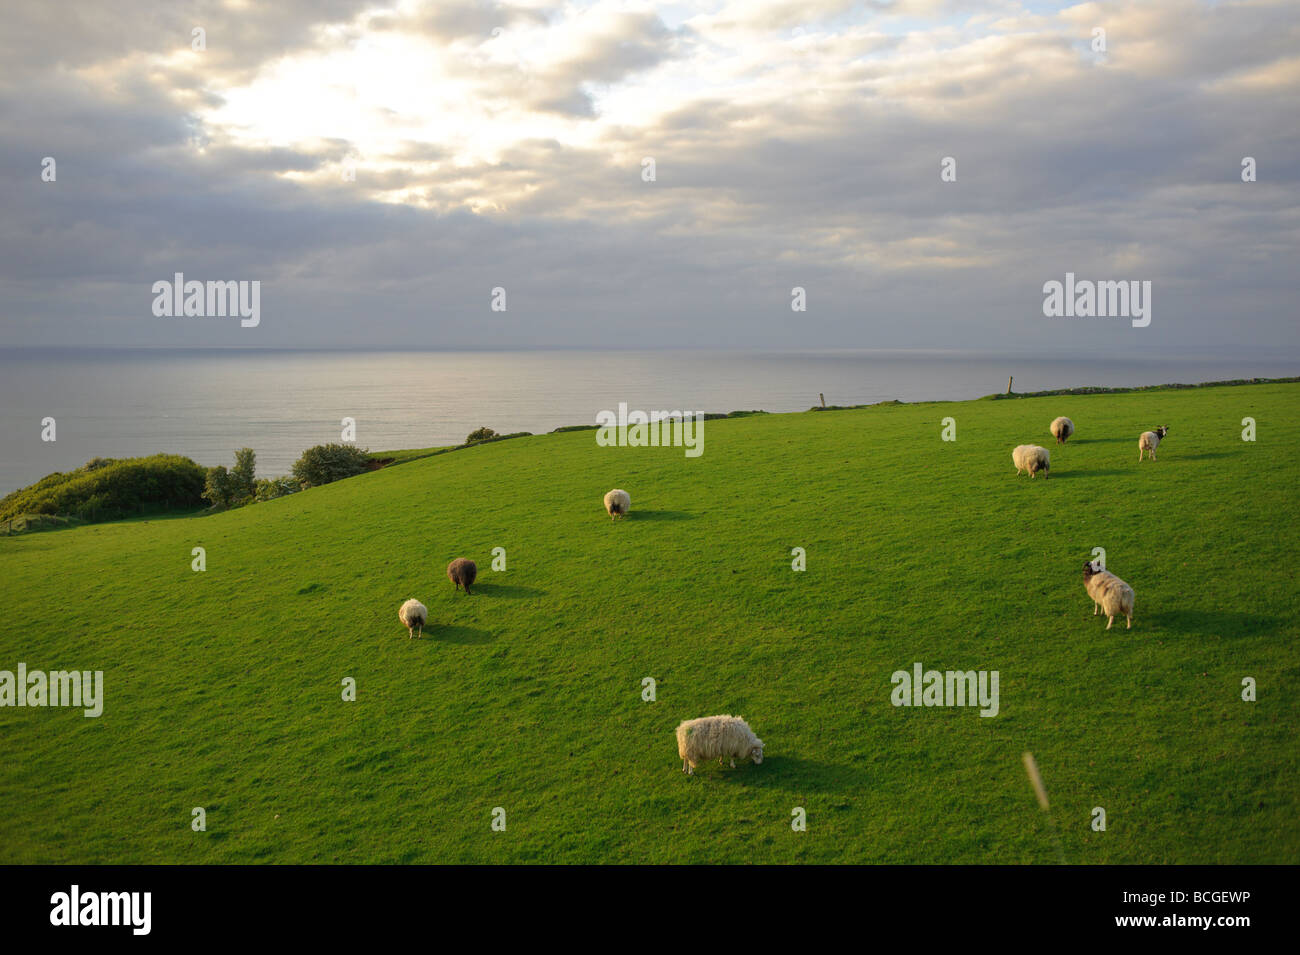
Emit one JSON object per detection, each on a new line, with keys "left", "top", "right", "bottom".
{"left": 1126, "top": 615, "right": 1132, "bottom": 629}
{"left": 730, "top": 758, "right": 736, "bottom": 768}
{"left": 1093, "top": 603, "right": 1099, "bottom": 616}
{"left": 1106, "top": 615, "right": 1114, "bottom": 630}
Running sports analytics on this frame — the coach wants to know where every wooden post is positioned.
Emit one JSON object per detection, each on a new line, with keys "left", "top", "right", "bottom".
{"left": 819, "top": 392, "right": 826, "bottom": 408}
{"left": 1006, "top": 376, "right": 1014, "bottom": 395}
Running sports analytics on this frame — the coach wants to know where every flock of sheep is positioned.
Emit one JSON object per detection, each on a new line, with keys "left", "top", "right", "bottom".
{"left": 390, "top": 415, "right": 1170, "bottom": 774}
{"left": 393, "top": 485, "right": 763, "bottom": 774}
{"left": 396, "top": 557, "right": 478, "bottom": 639}
{"left": 1014, "top": 415, "right": 1168, "bottom": 630}
{"left": 1012, "top": 417, "right": 1171, "bottom": 479}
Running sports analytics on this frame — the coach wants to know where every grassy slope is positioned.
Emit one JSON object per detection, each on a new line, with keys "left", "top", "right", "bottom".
{"left": 1, "top": 383, "right": 1296, "bottom": 864}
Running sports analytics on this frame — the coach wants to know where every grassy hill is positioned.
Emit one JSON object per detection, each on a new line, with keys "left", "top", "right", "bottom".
{"left": 1, "top": 382, "right": 1296, "bottom": 863}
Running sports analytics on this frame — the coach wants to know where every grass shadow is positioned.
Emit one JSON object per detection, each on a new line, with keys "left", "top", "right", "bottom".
{"left": 1041, "top": 469, "right": 1129, "bottom": 479}
{"left": 1175, "top": 452, "right": 1236, "bottom": 461}
{"left": 697, "top": 755, "right": 849, "bottom": 793}
{"left": 633, "top": 509, "right": 696, "bottom": 521}
{"left": 430, "top": 625, "right": 495, "bottom": 645}
{"left": 1145, "top": 609, "right": 1279, "bottom": 637}
{"left": 470, "top": 582, "right": 546, "bottom": 599}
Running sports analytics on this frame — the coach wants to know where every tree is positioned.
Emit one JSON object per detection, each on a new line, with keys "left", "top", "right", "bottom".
{"left": 203, "top": 466, "right": 235, "bottom": 508}
{"left": 291, "top": 443, "right": 372, "bottom": 488}
{"left": 230, "top": 448, "right": 257, "bottom": 502}
{"left": 465, "top": 427, "right": 498, "bottom": 444}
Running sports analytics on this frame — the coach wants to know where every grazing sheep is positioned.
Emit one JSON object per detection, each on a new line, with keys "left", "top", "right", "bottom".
{"left": 675, "top": 715, "right": 764, "bottom": 775}
{"left": 603, "top": 488, "right": 631, "bottom": 521}
{"left": 1049, "top": 417, "right": 1074, "bottom": 445}
{"left": 1012, "top": 444, "right": 1051, "bottom": 479}
{"left": 1082, "top": 560, "right": 1135, "bottom": 630}
{"left": 446, "top": 558, "right": 477, "bottom": 594}
{"left": 1138, "top": 425, "right": 1169, "bottom": 461}
{"left": 398, "top": 598, "right": 428, "bottom": 639}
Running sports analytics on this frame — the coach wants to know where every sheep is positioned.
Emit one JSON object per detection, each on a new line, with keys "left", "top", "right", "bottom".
{"left": 603, "top": 488, "right": 631, "bottom": 521}
{"left": 398, "top": 598, "right": 428, "bottom": 639}
{"left": 1012, "top": 444, "right": 1051, "bottom": 479}
{"left": 1138, "top": 425, "right": 1169, "bottom": 461}
{"left": 1082, "top": 560, "right": 1135, "bottom": 630}
{"left": 675, "top": 715, "right": 764, "bottom": 775}
{"left": 446, "top": 558, "right": 477, "bottom": 594}
{"left": 1049, "top": 416, "right": 1074, "bottom": 445}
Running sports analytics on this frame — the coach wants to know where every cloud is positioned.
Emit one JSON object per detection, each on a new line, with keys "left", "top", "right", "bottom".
{"left": 0, "top": 0, "right": 1296, "bottom": 356}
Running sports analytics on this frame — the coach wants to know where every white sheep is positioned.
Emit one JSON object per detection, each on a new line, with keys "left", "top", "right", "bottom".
{"left": 1049, "top": 417, "right": 1074, "bottom": 445}
{"left": 603, "top": 488, "right": 630, "bottom": 521}
{"left": 398, "top": 598, "right": 428, "bottom": 639}
{"left": 1082, "top": 561, "right": 1135, "bottom": 630}
{"left": 675, "top": 715, "right": 764, "bottom": 774}
{"left": 1012, "top": 444, "right": 1051, "bottom": 479}
{"left": 1138, "top": 426, "right": 1169, "bottom": 461}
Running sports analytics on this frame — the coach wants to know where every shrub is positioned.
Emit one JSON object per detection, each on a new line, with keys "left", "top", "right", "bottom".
{"left": 465, "top": 427, "right": 499, "bottom": 444}
{"left": 203, "top": 465, "right": 236, "bottom": 509}
{"left": 254, "top": 477, "right": 300, "bottom": 502}
{"left": 0, "top": 454, "right": 207, "bottom": 524}
{"left": 292, "top": 443, "right": 372, "bottom": 488}
{"left": 230, "top": 448, "right": 257, "bottom": 501}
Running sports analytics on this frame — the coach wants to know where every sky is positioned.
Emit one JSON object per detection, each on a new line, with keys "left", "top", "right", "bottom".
{"left": 1, "top": 0, "right": 1296, "bottom": 356}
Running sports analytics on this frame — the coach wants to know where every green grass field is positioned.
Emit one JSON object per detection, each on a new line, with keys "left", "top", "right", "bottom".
{"left": 1, "top": 382, "right": 1296, "bottom": 863}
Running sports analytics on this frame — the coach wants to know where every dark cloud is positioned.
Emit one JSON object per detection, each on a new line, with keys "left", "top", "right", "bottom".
{"left": 0, "top": 0, "right": 1296, "bottom": 358}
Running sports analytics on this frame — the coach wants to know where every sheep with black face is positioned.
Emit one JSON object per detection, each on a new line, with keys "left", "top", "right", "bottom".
{"left": 1082, "top": 560, "right": 1135, "bottom": 630}
{"left": 446, "top": 558, "right": 477, "bottom": 594}
{"left": 1138, "top": 426, "right": 1169, "bottom": 461}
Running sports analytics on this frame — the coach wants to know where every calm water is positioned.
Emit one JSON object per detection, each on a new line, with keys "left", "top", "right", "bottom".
{"left": 0, "top": 348, "right": 1295, "bottom": 494}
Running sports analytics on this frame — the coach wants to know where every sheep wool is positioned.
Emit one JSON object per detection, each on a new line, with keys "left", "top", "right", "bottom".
{"left": 446, "top": 558, "right": 477, "bottom": 594}
{"left": 398, "top": 598, "right": 428, "bottom": 639}
{"left": 1049, "top": 417, "right": 1074, "bottom": 445}
{"left": 1138, "top": 426, "right": 1169, "bottom": 461}
{"left": 675, "top": 715, "right": 764, "bottom": 774}
{"left": 603, "top": 488, "right": 631, "bottom": 521}
{"left": 1012, "top": 444, "right": 1051, "bottom": 479}
{"left": 1082, "top": 561, "right": 1135, "bottom": 630}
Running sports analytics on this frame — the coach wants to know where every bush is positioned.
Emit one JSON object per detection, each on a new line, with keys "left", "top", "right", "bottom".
{"left": 203, "top": 465, "right": 236, "bottom": 508}
{"left": 465, "top": 427, "right": 499, "bottom": 444}
{"left": 254, "top": 477, "right": 300, "bottom": 502}
{"left": 230, "top": 448, "right": 257, "bottom": 501}
{"left": 291, "top": 443, "right": 372, "bottom": 488}
{"left": 0, "top": 454, "right": 207, "bottom": 524}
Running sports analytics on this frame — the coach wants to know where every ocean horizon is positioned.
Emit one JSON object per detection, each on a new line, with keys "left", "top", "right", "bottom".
{"left": 1, "top": 347, "right": 1296, "bottom": 495}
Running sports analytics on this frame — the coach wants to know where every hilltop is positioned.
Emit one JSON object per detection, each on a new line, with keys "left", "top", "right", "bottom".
{"left": 1, "top": 381, "right": 1296, "bottom": 863}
